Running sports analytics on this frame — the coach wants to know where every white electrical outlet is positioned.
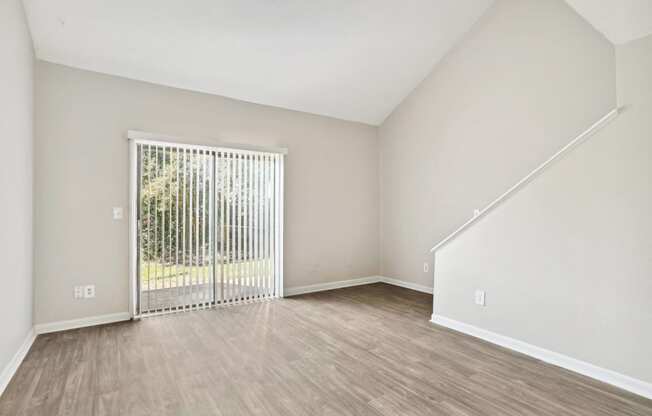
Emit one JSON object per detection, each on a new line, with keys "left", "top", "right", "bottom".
{"left": 475, "top": 290, "right": 486, "bottom": 306}
{"left": 112, "top": 207, "right": 123, "bottom": 220}
{"left": 74, "top": 286, "right": 84, "bottom": 299}
{"left": 84, "top": 285, "right": 96, "bottom": 298}
{"left": 423, "top": 262, "right": 429, "bottom": 273}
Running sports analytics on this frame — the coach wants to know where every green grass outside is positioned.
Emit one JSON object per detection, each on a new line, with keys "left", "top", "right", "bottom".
{"left": 140, "top": 259, "right": 271, "bottom": 290}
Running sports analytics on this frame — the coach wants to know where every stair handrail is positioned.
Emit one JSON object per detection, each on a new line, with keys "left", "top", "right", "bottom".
{"left": 430, "top": 108, "right": 620, "bottom": 254}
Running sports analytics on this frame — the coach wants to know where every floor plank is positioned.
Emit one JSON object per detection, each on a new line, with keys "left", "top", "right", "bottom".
{"left": 1, "top": 283, "right": 650, "bottom": 415}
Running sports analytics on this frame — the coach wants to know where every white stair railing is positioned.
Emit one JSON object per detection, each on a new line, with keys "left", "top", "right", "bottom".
{"left": 430, "top": 107, "right": 620, "bottom": 254}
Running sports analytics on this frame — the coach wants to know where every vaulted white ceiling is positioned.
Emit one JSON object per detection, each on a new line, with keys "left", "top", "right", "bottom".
{"left": 22, "top": 0, "right": 494, "bottom": 125}
{"left": 565, "top": 0, "right": 652, "bottom": 44}
{"left": 22, "top": 1, "right": 652, "bottom": 125}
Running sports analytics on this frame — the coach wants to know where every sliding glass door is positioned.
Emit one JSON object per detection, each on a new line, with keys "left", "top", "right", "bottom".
{"left": 130, "top": 139, "right": 284, "bottom": 316}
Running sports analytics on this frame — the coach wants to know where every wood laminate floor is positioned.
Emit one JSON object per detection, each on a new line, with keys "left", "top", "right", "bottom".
{"left": 1, "top": 283, "right": 651, "bottom": 416}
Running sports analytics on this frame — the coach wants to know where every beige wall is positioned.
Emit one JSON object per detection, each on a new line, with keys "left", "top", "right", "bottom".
{"left": 0, "top": 0, "right": 34, "bottom": 373}
{"left": 34, "top": 62, "right": 379, "bottom": 324}
{"left": 435, "top": 34, "right": 652, "bottom": 384}
{"left": 378, "top": 0, "right": 616, "bottom": 287}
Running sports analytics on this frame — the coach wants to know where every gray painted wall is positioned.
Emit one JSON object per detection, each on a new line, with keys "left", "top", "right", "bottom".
{"left": 379, "top": 0, "right": 616, "bottom": 287}
{"left": 0, "top": 0, "right": 34, "bottom": 373}
{"left": 435, "top": 34, "right": 652, "bottom": 384}
{"left": 34, "top": 62, "right": 379, "bottom": 324}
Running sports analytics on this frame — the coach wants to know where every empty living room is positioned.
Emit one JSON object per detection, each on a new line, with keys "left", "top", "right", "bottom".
{"left": 2, "top": 0, "right": 652, "bottom": 415}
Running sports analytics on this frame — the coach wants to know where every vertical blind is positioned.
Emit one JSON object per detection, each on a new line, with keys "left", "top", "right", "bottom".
{"left": 132, "top": 140, "right": 284, "bottom": 316}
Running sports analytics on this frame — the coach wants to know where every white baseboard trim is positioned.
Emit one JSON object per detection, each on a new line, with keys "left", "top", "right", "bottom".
{"left": 32, "top": 278, "right": 429, "bottom": 335}
{"left": 285, "top": 276, "right": 435, "bottom": 297}
{"left": 34, "top": 312, "right": 132, "bottom": 335}
{"left": 285, "top": 276, "right": 382, "bottom": 296}
{"left": 379, "top": 276, "right": 433, "bottom": 294}
{"left": 0, "top": 328, "right": 36, "bottom": 397}
{"left": 431, "top": 314, "right": 652, "bottom": 400}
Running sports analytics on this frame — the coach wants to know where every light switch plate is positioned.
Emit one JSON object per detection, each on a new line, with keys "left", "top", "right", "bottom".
{"left": 112, "top": 207, "right": 123, "bottom": 220}
{"left": 423, "top": 262, "right": 429, "bottom": 273}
